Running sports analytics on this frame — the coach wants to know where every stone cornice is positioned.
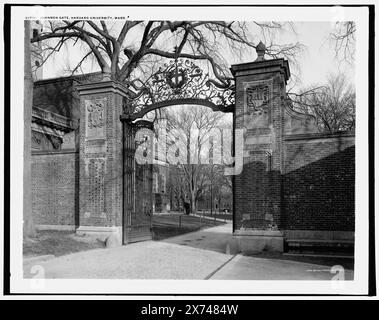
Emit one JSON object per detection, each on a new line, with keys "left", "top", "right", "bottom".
{"left": 76, "top": 80, "right": 132, "bottom": 97}
{"left": 32, "top": 107, "right": 74, "bottom": 132}
{"left": 231, "top": 58, "right": 290, "bottom": 82}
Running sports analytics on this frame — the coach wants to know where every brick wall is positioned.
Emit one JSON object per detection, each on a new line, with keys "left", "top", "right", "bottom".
{"left": 232, "top": 61, "right": 288, "bottom": 230}
{"left": 235, "top": 152, "right": 274, "bottom": 228}
{"left": 33, "top": 78, "right": 79, "bottom": 126}
{"left": 283, "top": 133, "right": 355, "bottom": 231}
{"left": 31, "top": 151, "right": 79, "bottom": 227}
{"left": 33, "top": 72, "right": 103, "bottom": 128}
{"left": 77, "top": 82, "right": 125, "bottom": 229}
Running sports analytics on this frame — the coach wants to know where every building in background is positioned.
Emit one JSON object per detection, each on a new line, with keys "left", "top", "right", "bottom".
{"left": 152, "top": 159, "right": 170, "bottom": 214}
{"left": 30, "top": 20, "right": 43, "bottom": 81}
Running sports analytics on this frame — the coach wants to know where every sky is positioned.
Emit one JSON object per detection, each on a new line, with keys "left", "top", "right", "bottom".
{"left": 289, "top": 22, "right": 354, "bottom": 89}
{"left": 38, "top": 21, "right": 355, "bottom": 92}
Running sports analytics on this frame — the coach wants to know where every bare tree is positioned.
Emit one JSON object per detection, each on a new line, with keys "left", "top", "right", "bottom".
{"left": 167, "top": 165, "right": 186, "bottom": 211}
{"left": 24, "top": 21, "right": 36, "bottom": 237}
{"left": 31, "top": 20, "right": 303, "bottom": 84}
{"left": 161, "top": 105, "right": 227, "bottom": 214}
{"left": 330, "top": 21, "right": 356, "bottom": 64}
{"left": 289, "top": 73, "right": 355, "bottom": 133}
{"left": 202, "top": 163, "right": 232, "bottom": 213}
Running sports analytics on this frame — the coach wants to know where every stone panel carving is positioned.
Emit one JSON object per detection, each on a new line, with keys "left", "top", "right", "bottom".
{"left": 86, "top": 158, "right": 106, "bottom": 216}
{"left": 246, "top": 85, "right": 269, "bottom": 112}
{"left": 84, "top": 98, "right": 107, "bottom": 153}
{"left": 85, "top": 98, "right": 106, "bottom": 140}
{"left": 244, "top": 81, "right": 272, "bottom": 129}
{"left": 87, "top": 102, "right": 104, "bottom": 128}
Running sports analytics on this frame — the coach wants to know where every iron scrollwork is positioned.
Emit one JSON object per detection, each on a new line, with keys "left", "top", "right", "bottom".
{"left": 123, "top": 59, "right": 235, "bottom": 120}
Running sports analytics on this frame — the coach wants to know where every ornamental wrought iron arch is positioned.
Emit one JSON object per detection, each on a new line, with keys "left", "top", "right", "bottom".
{"left": 120, "top": 59, "right": 235, "bottom": 122}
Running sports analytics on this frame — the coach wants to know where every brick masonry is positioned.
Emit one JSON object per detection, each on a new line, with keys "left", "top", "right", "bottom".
{"left": 76, "top": 81, "right": 125, "bottom": 230}
{"left": 231, "top": 60, "right": 289, "bottom": 230}
{"left": 31, "top": 150, "right": 79, "bottom": 227}
{"left": 231, "top": 58, "right": 355, "bottom": 240}
{"left": 33, "top": 72, "right": 104, "bottom": 128}
{"left": 283, "top": 134, "right": 355, "bottom": 231}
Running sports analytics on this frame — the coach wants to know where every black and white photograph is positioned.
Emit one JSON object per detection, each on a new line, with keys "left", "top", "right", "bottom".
{"left": 2, "top": 2, "right": 374, "bottom": 297}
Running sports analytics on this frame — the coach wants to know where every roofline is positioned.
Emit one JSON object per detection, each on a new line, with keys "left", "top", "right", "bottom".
{"left": 33, "top": 71, "right": 104, "bottom": 85}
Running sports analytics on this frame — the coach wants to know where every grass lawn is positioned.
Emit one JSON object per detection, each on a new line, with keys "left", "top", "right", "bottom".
{"left": 23, "top": 214, "right": 225, "bottom": 257}
{"left": 23, "top": 230, "right": 103, "bottom": 258}
{"left": 152, "top": 213, "right": 225, "bottom": 241}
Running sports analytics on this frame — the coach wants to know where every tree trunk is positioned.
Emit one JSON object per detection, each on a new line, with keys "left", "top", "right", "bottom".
{"left": 24, "top": 20, "right": 36, "bottom": 238}
{"left": 190, "top": 190, "right": 197, "bottom": 215}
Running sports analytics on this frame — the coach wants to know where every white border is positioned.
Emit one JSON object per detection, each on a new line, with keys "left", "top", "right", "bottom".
{"left": 8, "top": 4, "right": 369, "bottom": 295}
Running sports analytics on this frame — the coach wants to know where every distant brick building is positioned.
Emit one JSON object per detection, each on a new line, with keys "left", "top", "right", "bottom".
{"left": 152, "top": 159, "right": 170, "bottom": 213}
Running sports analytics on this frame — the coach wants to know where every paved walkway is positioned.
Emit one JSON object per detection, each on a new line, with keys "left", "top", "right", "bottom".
{"left": 162, "top": 222, "right": 233, "bottom": 254}
{"left": 23, "top": 222, "right": 353, "bottom": 280}
{"left": 210, "top": 254, "right": 354, "bottom": 280}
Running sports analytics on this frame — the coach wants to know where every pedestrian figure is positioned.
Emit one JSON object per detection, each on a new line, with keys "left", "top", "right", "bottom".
{"left": 184, "top": 201, "right": 190, "bottom": 215}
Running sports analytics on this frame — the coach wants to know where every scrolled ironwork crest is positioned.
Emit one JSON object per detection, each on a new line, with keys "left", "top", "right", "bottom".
{"left": 123, "top": 59, "right": 235, "bottom": 120}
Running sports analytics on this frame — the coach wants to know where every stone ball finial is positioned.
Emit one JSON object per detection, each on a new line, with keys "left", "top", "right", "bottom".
{"left": 255, "top": 41, "right": 266, "bottom": 61}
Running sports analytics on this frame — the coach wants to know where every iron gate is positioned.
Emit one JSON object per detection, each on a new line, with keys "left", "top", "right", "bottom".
{"left": 122, "top": 119, "right": 153, "bottom": 244}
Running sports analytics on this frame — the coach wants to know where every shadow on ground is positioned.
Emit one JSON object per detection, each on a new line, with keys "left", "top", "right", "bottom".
{"left": 152, "top": 213, "right": 224, "bottom": 241}
{"left": 155, "top": 221, "right": 354, "bottom": 272}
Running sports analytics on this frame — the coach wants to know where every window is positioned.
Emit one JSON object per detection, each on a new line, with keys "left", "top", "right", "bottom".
{"left": 161, "top": 174, "right": 166, "bottom": 193}
{"left": 153, "top": 172, "right": 158, "bottom": 193}
{"left": 155, "top": 142, "right": 158, "bottom": 160}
